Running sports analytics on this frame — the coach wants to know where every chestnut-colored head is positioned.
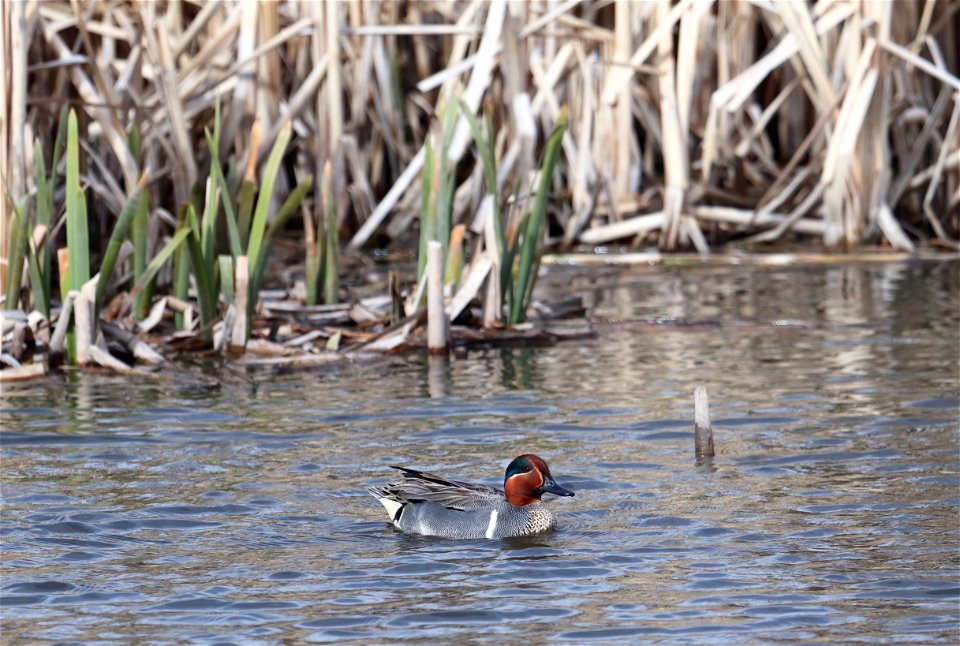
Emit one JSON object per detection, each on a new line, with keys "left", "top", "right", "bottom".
{"left": 503, "top": 454, "right": 575, "bottom": 507}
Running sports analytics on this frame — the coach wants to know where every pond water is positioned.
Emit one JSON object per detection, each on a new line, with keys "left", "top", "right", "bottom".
{"left": 2, "top": 260, "right": 958, "bottom": 643}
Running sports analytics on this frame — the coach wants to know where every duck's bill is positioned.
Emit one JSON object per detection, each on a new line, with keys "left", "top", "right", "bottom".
{"left": 540, "top": 477, "right": 575, "bottom": 497}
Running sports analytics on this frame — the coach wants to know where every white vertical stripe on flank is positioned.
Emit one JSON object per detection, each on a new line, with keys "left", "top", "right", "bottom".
{"left": 484, "top": 510, "right": 499, "bottom": 539}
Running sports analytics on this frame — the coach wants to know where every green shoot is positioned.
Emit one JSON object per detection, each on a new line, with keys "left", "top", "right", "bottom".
{"left": 4, "top": 199, "right": 27, "bottom": 311}
{"left": 65, "top": 109, "right": 90, "bottom": 296}
{"left": 321, "top": 164, "right": 339, "bottom": 304}
{"left": 129, "top": 227, "right": 191, "bottom": 300}
{"left": 95, "top": 174, "right": 148, "bottom": 316}
{"left": 510, "top": 110, "right": 567, "bottom": 324}
{"left": 184, "top": 204, "right": 217, "bottom": 328}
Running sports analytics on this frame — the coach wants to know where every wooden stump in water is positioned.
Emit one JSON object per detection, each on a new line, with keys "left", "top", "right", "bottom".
{"left": 73, "top": 289, "right": 93, "bottom": 365}
{"left": 694, "top": 386, "right": 715, "bottom": 462}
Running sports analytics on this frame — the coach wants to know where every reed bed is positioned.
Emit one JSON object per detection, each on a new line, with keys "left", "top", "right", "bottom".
{"left": 1, "top": 0, "right": 958, "bottom": 377}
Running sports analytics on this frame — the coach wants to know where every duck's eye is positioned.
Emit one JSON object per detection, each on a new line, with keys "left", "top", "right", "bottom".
{"left": 505, "top": 459, "right": 534, "bottom": 479}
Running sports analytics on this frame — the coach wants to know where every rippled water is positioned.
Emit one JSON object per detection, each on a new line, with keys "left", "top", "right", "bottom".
{"left": 2, "top": 260, "right": 958, "bottom": 643}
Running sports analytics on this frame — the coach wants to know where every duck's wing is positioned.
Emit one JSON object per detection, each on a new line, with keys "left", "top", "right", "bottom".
{"left": 379, "top": 466, "right": 503, "bottom": 511}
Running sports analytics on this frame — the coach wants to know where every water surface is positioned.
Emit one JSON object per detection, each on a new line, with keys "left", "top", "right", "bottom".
{"left": 2, "top": 260, "right": 958, "bottom": 643}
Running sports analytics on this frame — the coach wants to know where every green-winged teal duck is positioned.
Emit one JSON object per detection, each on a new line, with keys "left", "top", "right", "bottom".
{"left": 368, "top": 454, "right": 575, "bottom": 539}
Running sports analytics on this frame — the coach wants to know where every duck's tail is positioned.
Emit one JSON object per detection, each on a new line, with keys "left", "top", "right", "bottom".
{"left": 366, "top": 485, "right": 405, "bottom": 523}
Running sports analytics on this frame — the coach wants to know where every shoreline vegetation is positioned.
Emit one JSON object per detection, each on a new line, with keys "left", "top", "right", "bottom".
{"left": 1, "top": 1, "right": 958, "bottom": 381}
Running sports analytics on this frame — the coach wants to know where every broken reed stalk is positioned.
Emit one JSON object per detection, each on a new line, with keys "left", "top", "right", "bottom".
{"left": 694, "top": 386, "right": 715, "bottom": 462}
{"left": 48, "top": 289, "right": 75, "bottom": 354}
{"left": 100, "top": 322, "right": 165, "bottom": 365}
{"left": 231, "top": 255, "right": 250, "bottom": 352}
{"left": 73, "top": 288, "right": 93, "bottom": 365}
{"left": 426, "top": 240, "right": 448, "bottom": 354}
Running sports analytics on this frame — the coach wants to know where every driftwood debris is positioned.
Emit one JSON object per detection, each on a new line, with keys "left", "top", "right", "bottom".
{"left": 0, "top": 361, "right": 47, "bottom": 383}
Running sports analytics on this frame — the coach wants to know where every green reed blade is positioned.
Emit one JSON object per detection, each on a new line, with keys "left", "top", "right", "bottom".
{"left": 501, "top": 181, "right": 525, "bottom": 317}
{"left": 265, "top": 177, "right": 313, "bottom": 242}
{"left": 33, "top": 138, "right": 54, "bottom": 306}
{"left": 65, "top": 110, "right": 89, "bottom": 294}
{"left": 246, "top": 124, "right": 291, "bottom": 277}
{"left": 172, "top": 206, "right": 191, "bottom": 330}
{"left": 251, "top": 176, "right": 313, "bottom": 306}
{"left": 236, "top": 179, "right": 255, "bottom": 251}
{"left": 126, "top": 124, "right": 152, "bottom": 318}
{"left": 205, "top": 127, "right": 241, "bottom": 258}
{"left": 185, "top": 204, "right": 216, "bottom": 328}
{"left": 4, "top": 199, "right": 26, "bottom": 310}
{"left": 510, "top": 110, "right": 567, "bottom": 324}
{"left": 95, "top": 176, "right": 147, "bottom": 316}
{"left": 127, "top": 124, "right": 141, "bottom": 163}
{"left": 131, "top": 186, "right": 150, "bottom": 318}
{"left": 200, "top": 177, "right": 220, "bottom": 287}
{"left": 48, "top": 111, "right": 72, "bottom": 364}
{"left": 503, "top": 209, "right": 527, "bottom": 321}
{"left": 25, "top": 229, "right": 49, "bottom": 319}
{"left": 438, "top": 167, "right": 455, "bottom": 254}
{"left": 459, "top": 97, "right": 503, "bottom": 249}
{"left": 129, "top": 226, "right": 190, "bottom": 300}
{"left": 241, "top": 123, "right": 292, "bottom": 320}
{"left": 4, "top": 176, "right": 47, "bottom": 315}
{"left": 418, "top": 135, "right": 436, "bottom": 282}
{"left": 305, "top": 238, "right": 321, "bottom": 306}
{"left": 34, "top": 139, "right": 51, "bottom": 229}
{"left": 218, "top": 255, "right": 234, "bottom": 305}
{"left": 321, "top": 170, "right": 339, "bottom": 305}
{"left": 305, "top": 167, "right": 323, "bottom": 307}
{"left": 51, "top": 106, "right": 68, "bottom": 182}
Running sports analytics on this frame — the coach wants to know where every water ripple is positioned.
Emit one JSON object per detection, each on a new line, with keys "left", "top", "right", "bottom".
{"left": 1, "top": 262, "right": 957, "bottom": 643}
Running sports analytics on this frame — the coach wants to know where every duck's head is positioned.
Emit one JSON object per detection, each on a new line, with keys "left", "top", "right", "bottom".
{"left": 503, "top": 454, "right": 575, "bottom": 506}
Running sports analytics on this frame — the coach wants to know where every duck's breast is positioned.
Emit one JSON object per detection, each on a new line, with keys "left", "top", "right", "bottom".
{"left": 494, "top": 504, "right": 556, "bottom": 538}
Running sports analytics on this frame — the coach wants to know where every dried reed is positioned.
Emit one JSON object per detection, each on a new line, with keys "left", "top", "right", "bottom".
{"left": 5, "top": 4, "right": 956, "bottom": 249}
